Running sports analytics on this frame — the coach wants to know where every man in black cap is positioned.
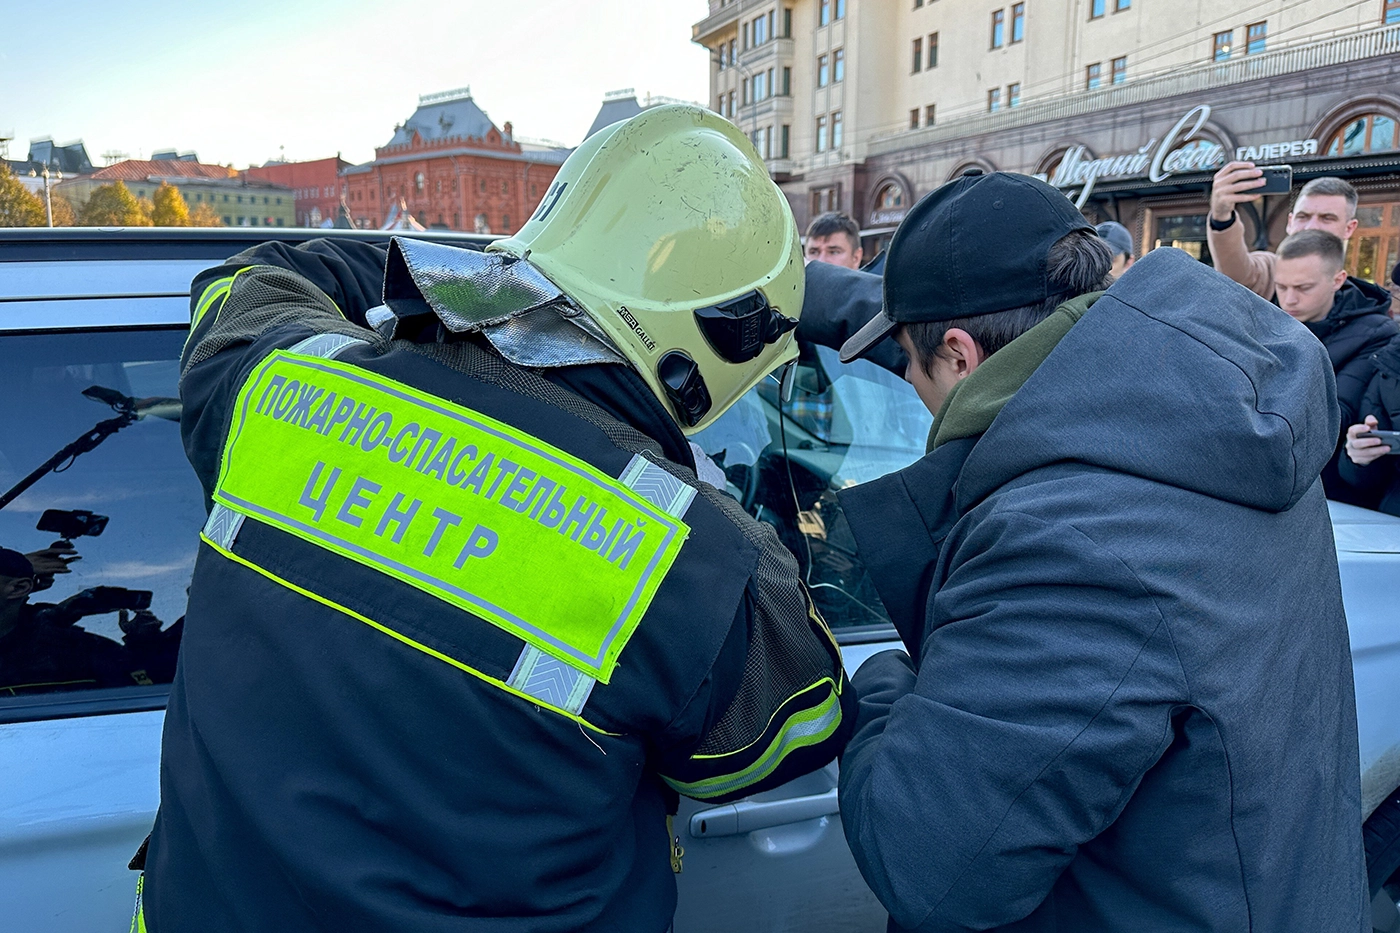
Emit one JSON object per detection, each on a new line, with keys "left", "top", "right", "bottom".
{"left": 827, "top": 171, "right": 1365, "bottom": 931}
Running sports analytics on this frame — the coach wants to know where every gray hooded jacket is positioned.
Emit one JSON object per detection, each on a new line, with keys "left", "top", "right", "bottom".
{"left": 835, "top": 247, "right": 1366, "bottom": 932}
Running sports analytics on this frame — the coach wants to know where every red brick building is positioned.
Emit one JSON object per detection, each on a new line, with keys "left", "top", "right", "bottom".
{"left": 341, "top": 88, "right": 569, "bottom": 233}
{"left": 245, "top": 156, "right": 352, "bottom": 227}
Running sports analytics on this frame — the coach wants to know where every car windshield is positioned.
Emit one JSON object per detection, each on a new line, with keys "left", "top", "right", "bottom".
{"left": 693, "top": 345, "right": 931, "bottom": 631}
{"left": 0, "top": 329, "right": 198, "bottom": 696}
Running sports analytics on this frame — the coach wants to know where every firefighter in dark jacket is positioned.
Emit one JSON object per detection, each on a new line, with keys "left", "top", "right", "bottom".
{"left": 819, "top": 172, "right": 1365, "bottom": 931}
{"left": 135, "top": 106, "right": 854, "bottom": 933}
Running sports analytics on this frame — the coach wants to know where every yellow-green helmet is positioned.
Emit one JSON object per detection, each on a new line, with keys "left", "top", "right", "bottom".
{"left": 489, "top": 104, "right": 803, "bottom": 434}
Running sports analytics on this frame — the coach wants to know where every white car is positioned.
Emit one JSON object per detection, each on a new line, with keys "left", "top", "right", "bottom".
{"left": 1, "top": 228, "right": 1396, "bottom": 932}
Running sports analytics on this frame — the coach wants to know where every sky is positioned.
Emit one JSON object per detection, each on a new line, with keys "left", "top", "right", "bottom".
{"left": 0, "top": 0, "right": 713, "bottom": 168}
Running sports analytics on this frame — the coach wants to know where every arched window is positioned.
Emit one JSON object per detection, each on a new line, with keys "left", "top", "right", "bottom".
{"left": 1327, "top": 113, "right": 1399, "bottom": 157}
{"left": 875, "top": 183, "right": 903, "bottom": 211}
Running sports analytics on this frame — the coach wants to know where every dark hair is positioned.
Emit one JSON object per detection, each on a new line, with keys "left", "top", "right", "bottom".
{"left": 805, "top": 211, "right": 860, "bottom": 251}
{"left": 904, "top": 229, "right": 1113, "bottom": 374}
{"left": 1277, "top": 228, "right": 1345, "bottom": 272}
{"left": 1296, "top": 176, "right": 1358, "bottom": 218}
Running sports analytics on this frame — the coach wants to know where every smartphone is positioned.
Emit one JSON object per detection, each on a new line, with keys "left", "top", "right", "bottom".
{"left": 1360, "top": 430, "right": 1400, "bottom": 453}
{"left": 1256, "top": 165, "right": 1293, "bottom": 196}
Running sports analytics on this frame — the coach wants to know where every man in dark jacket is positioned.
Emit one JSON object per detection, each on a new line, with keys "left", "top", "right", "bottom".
{"left": 826, "top": 171, "right": 1365, "bottom": 931}
{"left": 1273, "top": 230, "right": 1396, "bottom": 504}
{"left": 1340, "top": 334, "right": 1400, "bottom": 514}
{"left": 139, "top": 108, "right": 853, "bottom": 933}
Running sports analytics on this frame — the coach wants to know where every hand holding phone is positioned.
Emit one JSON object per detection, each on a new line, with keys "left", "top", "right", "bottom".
{"left": 1255, "top": 165, "right": 1293, "bottom": 196}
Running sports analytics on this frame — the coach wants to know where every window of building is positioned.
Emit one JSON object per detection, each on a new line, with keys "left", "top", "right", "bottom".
{"left": 988, "top": 88, "right": 1002, "bottom": 112}
{"left": 1090, "top": 0, "right": 1105, "bottom": 18}
{"left": 926, "top": 104, "right": 937, "bottom": 125}
{"left": 819, "top": 54, "right": 830, "bottom": 86}
{"left": 502, "top": 180, "right": 509, "bottom": 194}
{"left": 276, "top": 218, "right": 284, "bottom": 226}
{"left": 816, "top": 115, "right": 828, "bottom": 151}
{"left": 743, "top": 77, "right": 751, "bottom": 104}
{"left": 754, "top": 13, "right": 768, "bottom": 45}
{"left": 1327, "top": 113, "right": 1400, "bottom": 156}
{"left": 1086, "top": 62, "right": 1102, "bottom": 89}
{"left": 835, "top": 0, "right": 845, "bottom": 18}
{"left": 1246, "top": 21, "right": 1267, "bottom": 55}
{"left": 743, "top": 20, "right": 751, "bottom": 48}
{"left": 991, "top": 9, "right": 1005, "bottom": 48}
{"left": 781, "top": 124, "right": 791, "bottom": 158}
{"left": 1011, "top": 3, "right": 1025, "bottom": 42}
{"left": 1343, "top": 201, "right": 1400, "bottom": 284}
{"left": 833, "top": 48, "right": 844, "bottom": 81}
{"left": 927, "top": 33, "right": 938, "bottom": 67}
{"left": 910, "top": 108, "right": 920, "bottom": 129}
{"left": 755, "top": 70, "right": 768, "bottom": 100}
{"left": 223, "top": 215, "right": 231, "bottom": 224}
{"left": 912, "top": 37, "right": 922, "bottom": 72}
{"left": 1008, "top": 82, "right": 1021, "bottom": 107}
{"left": 784, "top": 7, "right": 792, "bottom": 36}
{"left": 831, "top": 111, "right": 843, "bottom": 149}
{"left": 915, "top": 0, "right": 923, "bottom": 6}
{"left": 1112, "top": 56, "right": 1127, "bottom": 83}
{"left": 1213, "top": 30, "right": 1232, "bottom": 61}
{"left": 782, "top": 66, "right": 791, "bottom": 94}
{"left": 820, "top": 0, "right": 830, "bottom": 26}
{"left": 812, "top": 185, "right": 841, "bottom": 216}
{"left": 1388, "top": 0, "right": 1400, "bottom": 24}
{"left": 1116, "top": 0, "right": 1131, "bottom": 9}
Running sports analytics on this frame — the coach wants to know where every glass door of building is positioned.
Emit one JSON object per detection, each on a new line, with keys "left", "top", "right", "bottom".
{"left": 1346, "top": 201, "right": 1400, "bottom": 287}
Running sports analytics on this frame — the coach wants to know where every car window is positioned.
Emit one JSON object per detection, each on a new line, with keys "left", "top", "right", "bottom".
{"left": 0, "top": 328, "right": 199, "bottom": 705}
{"left": 693, "top": 345, "right": 931, "bottom": 632}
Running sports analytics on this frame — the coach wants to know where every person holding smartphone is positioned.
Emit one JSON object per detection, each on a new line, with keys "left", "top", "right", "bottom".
{"left": 1207, "top": 164, "right": 1361, "bottom": 301}
{"left": 1341, "top": 331, "right": 1400, "bottom": 516}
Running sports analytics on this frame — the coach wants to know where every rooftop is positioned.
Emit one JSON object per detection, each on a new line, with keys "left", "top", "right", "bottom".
{"left": 92, "top": 159, "right": 237, "bottom": 182}
{"left": 387, "top": 87, "right": 501, "bottom": 148}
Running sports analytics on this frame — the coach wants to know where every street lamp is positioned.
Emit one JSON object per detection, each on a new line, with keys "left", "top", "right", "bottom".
{"left": 28, "top": 164, "right": 62, "bottom": 227}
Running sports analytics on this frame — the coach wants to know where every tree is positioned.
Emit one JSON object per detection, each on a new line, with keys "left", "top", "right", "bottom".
{"left": 50, "top": 194, "right": 77, "bottom": 227}
{"left": 151, "top": 182, "right": 190, "bottom": 226}
{"left": 0, "top": 164, "right": 46, "bottom": 227}
{"left": 189, "top": 202, "right": 224, "bottom": 227}
{"left": 78, "top": 181, "right": 154, "bottom": 226}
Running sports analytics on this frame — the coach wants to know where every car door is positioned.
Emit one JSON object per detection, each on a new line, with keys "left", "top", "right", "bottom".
{"left": 675, "top": 347, "right": 930, "bottom": 933}
{"left": 0, "top": 253, "right": 214, "bottom": 930}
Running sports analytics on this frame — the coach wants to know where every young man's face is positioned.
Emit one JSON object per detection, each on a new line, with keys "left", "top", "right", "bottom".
{"left": 1274, "top": 254, "right": 1347, "bottom": 323}
{"left": 1287, "top": 194, "right": 1359, "bottom": 243}
{"left": 804, "top": 234, "right": 863, "bottom": 269}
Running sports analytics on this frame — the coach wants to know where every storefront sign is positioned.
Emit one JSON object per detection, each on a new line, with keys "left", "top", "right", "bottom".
{"left": 1235, "top": 138, "right": 1319, "bottom": 162}
{"left": 1051, "top": 105, "right": 1223, "bottom": 206}
{"left": 869, "top": 209, "right": 906, "bottom": 225}
{"left": 1049, "top": 105, "right": 1322, "bottom": 207}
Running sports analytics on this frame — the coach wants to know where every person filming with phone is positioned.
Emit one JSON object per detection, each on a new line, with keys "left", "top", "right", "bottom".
{"left": 1207, "top": 164, "right": 1361, "bottom": 299}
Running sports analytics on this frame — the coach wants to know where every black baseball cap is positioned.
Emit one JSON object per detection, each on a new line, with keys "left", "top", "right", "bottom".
{"left": 840, "top": 170, "right": 1094, "bottom": 362}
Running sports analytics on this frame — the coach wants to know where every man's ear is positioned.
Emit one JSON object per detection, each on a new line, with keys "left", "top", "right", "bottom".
{"left": 942, "top": 328, "right": 985, "bottom": 379}
{"left": 1333, "top": 267, "right": 1349, "bottom": 290}
{"left": 1344, "top": 218, "right": 1359, "bottom": 240}
{"left": 1, "top": 577, "right": 34, "bottom": 601}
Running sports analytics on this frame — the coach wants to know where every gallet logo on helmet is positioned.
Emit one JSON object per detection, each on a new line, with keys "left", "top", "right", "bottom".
{"left": 487, "top": 104, "right": 806, "bottom": 435}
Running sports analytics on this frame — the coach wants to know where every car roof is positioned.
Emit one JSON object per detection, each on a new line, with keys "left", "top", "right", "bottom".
{"left": 0, "top": 227, "right": 496, "bottom": 331}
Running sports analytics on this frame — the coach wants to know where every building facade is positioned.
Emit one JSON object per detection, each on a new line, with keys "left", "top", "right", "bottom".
{"left": 59, "top": 159, "right": 296, "bottom": 227}
{"left": 694, "top": 0, "right": 1400, "bottom": 283}
{"left": 245, "top": 156, "right": 352, "bottom": 227}
{"left": 341, "top": 88, "right": 569, "bottom": 233}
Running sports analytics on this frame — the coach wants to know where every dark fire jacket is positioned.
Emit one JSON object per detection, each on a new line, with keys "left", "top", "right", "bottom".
{"left": 142, "top": 238, "right": 853, "bottom": 933}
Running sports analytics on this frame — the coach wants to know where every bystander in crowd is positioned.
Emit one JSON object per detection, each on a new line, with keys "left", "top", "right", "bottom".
{"left": 1095, "top": 220, "right": 1135, "bottom": 279}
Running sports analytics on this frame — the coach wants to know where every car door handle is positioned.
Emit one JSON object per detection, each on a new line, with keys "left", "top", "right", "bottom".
{"left": 688, "top": 789, "right": 839, "bottom": 838}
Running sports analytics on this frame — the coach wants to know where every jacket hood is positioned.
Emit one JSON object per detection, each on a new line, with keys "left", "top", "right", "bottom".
{"left": 1331, "top": 275, "right": 1393, "bottom": 323}
{"left": 955, "top": 247, "right": 1340, "bottom": 514}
